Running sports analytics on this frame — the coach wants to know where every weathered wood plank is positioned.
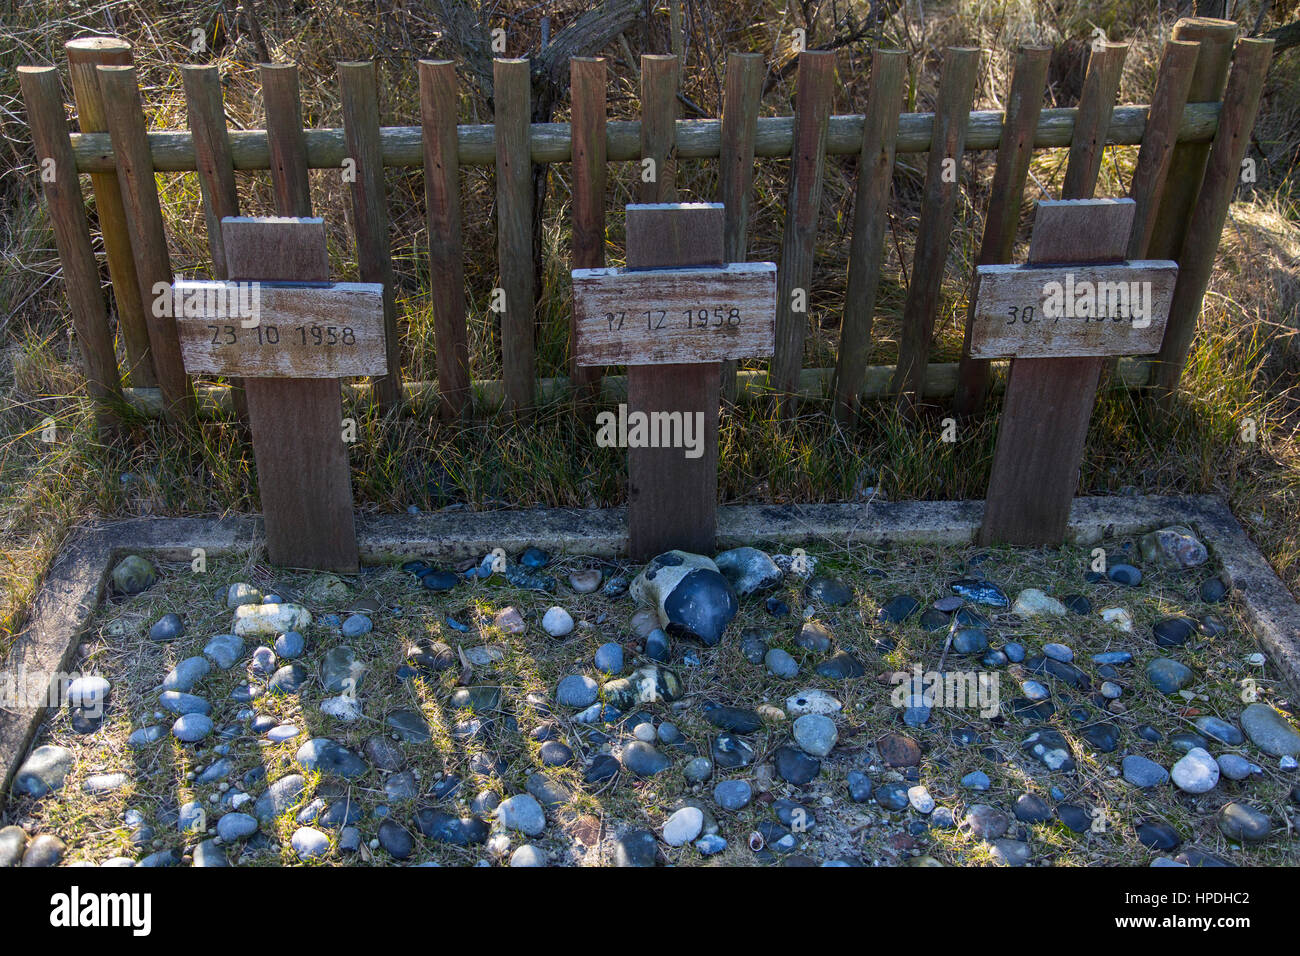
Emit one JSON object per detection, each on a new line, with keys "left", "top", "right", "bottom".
{"left": 833, "top": 48, "right": 905, "bottom": 421}
{"left": 261, "top": 64, "right": 313, "bottom": 217}
{"left": 173, "top": 280, "right": 387, "bottom": 377}
{"left": 570, "top": 56, "right": 608, "bottom": 393}
{"left": 65, "top": 37, "right": 155, "bottom": 388}
{"left": 969, "top": 261, "right": 1176, "bottom": 358}
{"left": 17, "top": 65, "right": 123, "bottom": 432}
{"left": 891, "top": 47, "right": 980, "bottom": 412}
{"left": 1152, "top": 37, "right": 1274, "bottom": 396}
{"left": 95, "top": 64, "right": 195, "bottom": 422}
{"left": 223, "top": 216, "right": 359, "bottom": 572}
{"left": 771, "top": 50, "right": 836, "bottom": 415}
{"left": 951, "top": 45, "right": 1051, "bottom": 416}
{"left": 340, "top": 61, "right": 402, "bottom": 410}
{"left": 572, "top": 263, "right": 776, "bottom": 365}
{"left": 639, "top": 55, "right": 679, "bottom": 202}
{"left": 418, "top": 60, "right": 470, "bottom": 422}
{"left": 1126, "top": 40, "right": 1199, "bottom": 258}
{"left": 717, "top": 52, "right": 764, "bottom": 400}
{"left": 65, "top": 103, "right": 1227, "bottom": 173}
{"left": 494, "top": 58, "right": 535, "bottom": 414}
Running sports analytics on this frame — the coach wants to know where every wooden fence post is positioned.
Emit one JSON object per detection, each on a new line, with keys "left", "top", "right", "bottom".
{"left": 1152, "top": 38, "right": 1275, "bottom": 397}
{"left": 494, "top": 58, "right": 536, "bottom": 415}
{"left": 261, "top": 64, "right": 314, "bottom": 217}
{"left": 1146, "top": 18, "right": 1239, "bottom": 263}
{"left": 891, "top": 47, "right": 980, "bottom": 414}
{"left": 1126, "top": 40, "right": 1200, "bottom": 259}
{"left": 950, "top": 45, "right": 1051, "bottom": 417}
{"left": 182, "top": 64, "right": 248, "bottom": 421}
{"left": 639, "top": 55, "right": 679, "bottom": 203}
{"left": 18, "top": 66, "right": 123, "bottom": 433}
{"left": 570, "top": 56, "right": 608, "bottom": 399}
{"left": 95, "top": 65, "right": 195, "bottom": 423}
{"left": 771, "top": 50, "right": 835, "bottom": 417}
{"left": 717, "top": 51, "right": 763, "bottom": 403}
{"left": 340, "top": 61, "right": 402, "bottom": 411}
{"left": 833, "top": 48, "right": 905, "bottom": 421}
{"left": 65, "top": 37, "right": 155, "bottom": 389}
{"left": 418, "top": 60, "right": 471, "bottom": 422}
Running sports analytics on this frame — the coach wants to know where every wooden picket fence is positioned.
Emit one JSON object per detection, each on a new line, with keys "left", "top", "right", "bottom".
{"left": 17, "top": 19, "right": 1274, "bottom": 432}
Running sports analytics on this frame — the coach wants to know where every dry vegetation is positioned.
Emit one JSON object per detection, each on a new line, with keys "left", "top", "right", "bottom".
{"left": 0, "top": 0, "right": 1298, "bottom": 658}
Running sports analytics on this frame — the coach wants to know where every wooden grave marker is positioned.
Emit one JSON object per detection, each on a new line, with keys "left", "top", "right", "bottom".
{"left": 572, "top": 204, "right": 776, "bottom": 560}
{"left": 172, "top": 217, "right": 385, "bottom": 571}
{"left": 977, "top": 199, "right": 1177, "bottom": 545}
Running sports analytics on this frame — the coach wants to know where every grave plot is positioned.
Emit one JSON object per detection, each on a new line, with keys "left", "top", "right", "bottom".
{"left": 6, "top": 525, "right": 1300, "bottom": 868}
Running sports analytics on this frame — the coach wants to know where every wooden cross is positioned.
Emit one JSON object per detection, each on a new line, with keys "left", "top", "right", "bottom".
{"left": 975, "top": 199, "right": 1178, "bottom": 545}
{"left": 572, "top": 203, "right": 776, "bottom": 560}
{"left": 172, "top": 217, "right": 386, "bottom": 571}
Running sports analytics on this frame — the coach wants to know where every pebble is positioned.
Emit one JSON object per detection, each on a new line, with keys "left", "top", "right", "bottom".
{"left": 21, "top": 834, "right": 66, "bottom": 867}
{"left": 510, "top": 845, "right": 547, "bottom": 866}
{"left": 341, "top": 614, "right": 372, "bottom": 639}
{"left": 14, "top": 745, "right": 73, "bottom": 797}
{"left": 110, "top": 555, "right": 155, "bottom": 594}
{"left": 1011, "top": 589, "right": 1067, "bottom": 617}
{"left": 621, "top": 742, "right": 671, "bottom": 777}
{"left": 1121, "top": 754, "right": 1169, "bottom": 788}
{"left": 847, "top": 772, "right": 873, "bottom": 803}
{"left": 792, "top": 713, "right": 838, "bottom": 757}
{"left": 908, "top": 786, "right": 935, "bottom": 814}
{"left": 172, "top": 713, "right": 214, "bottom": 742}
{"left": 714, "top": 547, "right": 783, "bottom": 596}
{"left": 216, "top": 813, "right": 258, "bottom": 842}
{"left": 773, "top": 746, "right": 820, "bottom": 785}
{"left": 1043, "top": 642, "right": 1073, "bottom": 663}
{"left": 1139, "top": 525, "right": 1207, "bottom": 568}
{"left": 203, "top": 634, "right": 244, "bottom": 669}
{"left": 961, "top": 771, "right": 990, "bottom": 791}
{"left": 1194, "top": 715, "right": 1243, "bottom": 746}
{"left": 497, "top": 794, "right": 546, "bottom": 836}
{"left": 226, "top": 582, "right": 262, "bottom": 608}
{"left": 765, "top": 648, "right": 799, "bottom": 678}
{"left": 569, "top": 570, "right": 602, "bottom": 593}
{"left": 1217, "top": 802, "right": 1270, "bottom": 843}
{"left": 1200, "top": 576, "right": 1228, "bottom": 603}
{"left": 1240, "top": 703, "right": 1300, "bottom": 757}
{"left": 290, "top": 827, "right": 331, "bottom": 860}
{"left": 683, "top": 757, "right": 713, "bottom": 783}
{"left": 162, "top": 657, "right": 209, "bottom": 693}
{"left": 1171, "top": 747, "right": 1220, "bottom": 794}
{"left": 1100, "top": 607, "right": 1134, "bottom": 632}
{"left": 556, "top": 674, "right": 599, "bottom": 708}
{"left": 1215, "top": 753, "right": 1257, "bottom": 780}
{"left": 274, "top": 631, "right": 306, "bottom": 658}
{"left": 662, "top": 807, "right": 704, "bottom": 846}
{"left": 785, "top": 689, "right": 841, "bottom": 717}
{"left": 149, "top": 613, "right": 185, "bottom": 642}
{"left": 542, "top": 606, "right": 574, "bottom": 637}
{"left": 594, "top": 642, "right": 624, "bottom": 674}
{"left": 805, "top": 576, "right": 853, "bottom": 607}
{"left": 1107, "top": 563, "right": 1142, "bottom": 586}
{"left": 714, "top": 780, "right": 752, "bottom": 811}
{"left": 66, "top": 675, "right": 111, "bottom": 710}
{"left": 613, "top": 829, "right": 658, "bottom": 867}
{"left": 1147, "top": 658, "right": 1193, "bottom": 694}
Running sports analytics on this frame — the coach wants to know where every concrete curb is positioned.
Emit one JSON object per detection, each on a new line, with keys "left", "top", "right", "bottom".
{"left": 3, "top": 494, "right": 1297, "bottom": 807}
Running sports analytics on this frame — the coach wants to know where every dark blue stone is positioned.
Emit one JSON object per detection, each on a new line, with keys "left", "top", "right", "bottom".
{"left": 662, "top": 568, "right": 738, "bottom": 646}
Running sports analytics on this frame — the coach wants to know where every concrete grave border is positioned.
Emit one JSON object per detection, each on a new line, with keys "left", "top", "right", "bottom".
{"left": 4, "top": 494, "right": 1298, "bottom": 806}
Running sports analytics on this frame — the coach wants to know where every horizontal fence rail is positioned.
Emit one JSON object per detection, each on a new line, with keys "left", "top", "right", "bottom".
{"left": 65, "top": 103, "right": 1225, "bottom": 172}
